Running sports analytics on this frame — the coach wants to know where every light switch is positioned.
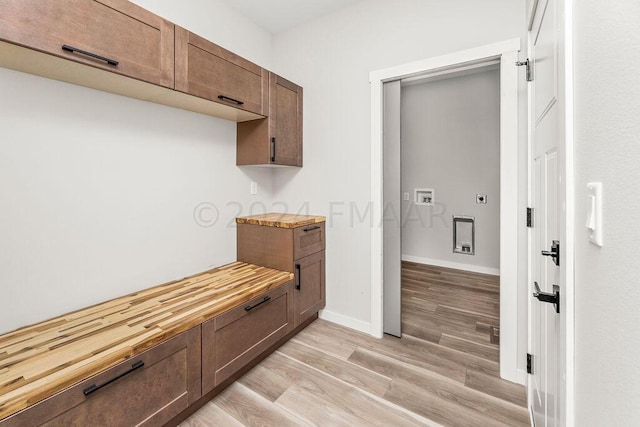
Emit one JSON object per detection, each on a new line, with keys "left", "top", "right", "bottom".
{"left": 250, "top": 182, "right": 258, "bottom": 195}
{"left": 403, "top": 192, "right": 410, "bottom": 201}
{"left": 586, "top": 182, "right": 603, "bottom": 246}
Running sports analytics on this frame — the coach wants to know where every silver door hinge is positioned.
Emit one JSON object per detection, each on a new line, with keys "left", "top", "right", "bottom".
{"left": 515, "top": 59, "right": 533, "bottom": 82}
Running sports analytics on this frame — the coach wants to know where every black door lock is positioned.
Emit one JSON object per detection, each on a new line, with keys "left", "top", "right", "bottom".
{"left": 541, "top": 240, "right": 560, "bottom": 266}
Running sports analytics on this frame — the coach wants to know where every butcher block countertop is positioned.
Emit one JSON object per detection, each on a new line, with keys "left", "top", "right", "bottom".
{"left": 0, "top": 262, "right": 292, "bottom": 420}
{"left": 236, "top": 213, "right": 326, "bottom": 228}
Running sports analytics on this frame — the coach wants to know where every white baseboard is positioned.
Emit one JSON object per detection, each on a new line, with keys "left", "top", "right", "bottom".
{"left": 401, "top": 254, "right": 500, "bottom": 276}
{"left": 318, "top": 309, "right": 372, "bottom": 336}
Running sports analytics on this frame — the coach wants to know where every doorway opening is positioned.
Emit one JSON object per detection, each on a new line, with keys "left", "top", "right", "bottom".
{"left": 370, "top": 39, "right": 523, "bottom": 383}
{"left": 392, "top": 64, "right": 502, "bottom": 364}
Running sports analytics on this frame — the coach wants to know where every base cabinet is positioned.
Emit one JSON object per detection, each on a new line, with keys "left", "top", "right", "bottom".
{"left": 1, "top": 327, "right": 201, "bottom": 427}
{"left": 201, "top": 282, "right": 294, "bottom": 394}
{"left": 237, "top": 221, "right": 325, "bottom": 328}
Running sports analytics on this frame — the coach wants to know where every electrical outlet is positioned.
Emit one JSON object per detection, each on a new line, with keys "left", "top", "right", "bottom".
{"left": 403, "top": 192, "right": 410, "bottom": 201}
{"left": 476, "top": 194, "right": 487, "bottom": 204}
{"left": 490, "top": 326, "right": 500, "bottom": 344}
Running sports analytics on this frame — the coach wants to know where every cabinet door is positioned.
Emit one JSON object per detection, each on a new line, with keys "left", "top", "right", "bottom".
{"left": 1, "top": 327, "right": 201, "bottom": 427}
{"left": 0, "top": 0, "right": 175, "bottom": 88}
{"left": 175, "top": 27, "right": 268, "bottom": 116}
{"left": 237, "top": 73, "right": 303, "bottom": 166}
{"left": 271, "top": 73, "right": 303, "bottom": 166}
{"left": 294, "top": 251, "right": 325, "bottom": 327}
{"left": 201, "top": 282, "right": 293, "bottom": 393}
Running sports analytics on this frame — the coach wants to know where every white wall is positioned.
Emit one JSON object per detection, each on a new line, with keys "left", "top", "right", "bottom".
{"left": 271, "top": 0, "right": 524, "bottom": 330}
{"left": 401, "top": 69, "right": 501, "bottom": 272}
{"left": 0, "top": 1, "right": 274, "bottom": 334}
{"left": 573, "top": 0, "right": 640, "bottom": 423}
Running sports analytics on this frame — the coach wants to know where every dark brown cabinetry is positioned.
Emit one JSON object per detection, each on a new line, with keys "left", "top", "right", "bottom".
{"left": 237, "top": 73, "right": 303, "bottom": 166}
{"left": 201, "top": 282, "right": 293, "bottom": 394}
{"left": 0, "top": 1, "right": 305, "bottom": 156}
{"left": 293, "top": 250, "right": 326, "bottom": 326}
{"left": 1, "top": 327, "right": 201, "bottom": 427}
{"left": 237, "top": 221, "right": 325, "bottom": 328}
{"left": 0, "top": 0, "right": 175, "bottom": 88}
{"left": 175, "top": 26, "right": 268, "bottom": 116}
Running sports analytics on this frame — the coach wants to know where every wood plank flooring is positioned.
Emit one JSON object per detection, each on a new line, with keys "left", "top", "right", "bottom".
{"left": 181, "top": 263, "right": 529, "bottom": 427}
{"left": 401, "top": 262, "right": 500, "bottom": 363}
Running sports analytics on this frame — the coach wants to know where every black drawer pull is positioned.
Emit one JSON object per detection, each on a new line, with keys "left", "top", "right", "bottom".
{"left": 303, "top": 225, "right": 321, "bottom": 232}
{"left": 245, "top": 296, "right": 271, "bottom": 311}
{"left": 217, "top": 95, "right": 244, "bottom": 105}
{"left": 62, "top": 45, "right": 119, "bottom": 66}
{"left": 295, "top": 263, "right": 301, "bottom": 290}
{"left": 83, "top": 360, "right": 144, "bottom": 396}
{"left": 270, "top": 137, "right": 276, "bottom": 162}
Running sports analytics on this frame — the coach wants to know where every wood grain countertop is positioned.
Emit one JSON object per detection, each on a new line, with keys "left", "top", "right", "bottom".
{"left": 236, "top": 213, "right": 326, "bottom": 228}
{"left": 0, "top": 262, "right": 292, "bottom": 420}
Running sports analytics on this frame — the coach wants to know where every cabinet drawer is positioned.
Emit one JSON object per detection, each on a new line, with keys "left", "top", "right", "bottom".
{"left": 294, "top": 251, "right": 326, "bottom": 326}
{"left": 0, "top": 0, "right": 175, "bottom": 88}
{"left": 1, "top": 327, "right": 201, "bottom": 427}
{"left": 293, "top": 222, "right": 325, "bottom": 260}
{"left": 175, "top": 27, "right": 268, "bottom": 116}
{"left": 202, "top": 282, "right": 293, "bottom": 392}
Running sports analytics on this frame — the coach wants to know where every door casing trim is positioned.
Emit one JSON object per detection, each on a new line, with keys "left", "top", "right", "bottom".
{"left": 369, "top": 38, "right": 523, "bottom": 383}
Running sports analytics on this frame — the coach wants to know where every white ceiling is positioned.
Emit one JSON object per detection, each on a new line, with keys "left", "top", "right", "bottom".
{"left": 223, "top": 0, "right": 360, "bottom": 34}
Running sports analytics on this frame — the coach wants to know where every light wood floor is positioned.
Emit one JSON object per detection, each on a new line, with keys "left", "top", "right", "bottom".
{"left": 401, "top": 261, "right": 501, "bottom": 363}
{"left": 181, "top": 263, "right": 529, "bottom": 427}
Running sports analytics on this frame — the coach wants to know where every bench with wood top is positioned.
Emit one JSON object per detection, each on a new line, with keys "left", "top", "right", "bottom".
{"left": 0, "top": 262, "right": 303, "bottom": 426}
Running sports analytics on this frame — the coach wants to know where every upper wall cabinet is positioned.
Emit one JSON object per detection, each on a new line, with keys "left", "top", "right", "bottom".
{"left": 237, "top": 73, "right": 303, "bottom": 167}
{"left": 175, "top": 27, "right": 268, "bottom": 116}
{"left": 0, "top": 0, "right": 175, "bottom": 88}
{"left": 0, "top": 0, "right": 300, "bottom": 129}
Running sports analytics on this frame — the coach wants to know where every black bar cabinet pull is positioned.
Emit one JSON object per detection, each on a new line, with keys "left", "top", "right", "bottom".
{"left": 295, "top": 263, "right": 301, "bottom": 290}
{"left": 217, "top": 95, "right": 244, "bottom": 105}
{"left": 270, "top": 137, "right": 276, "bottom": 162}
{"left": 83, "top": 360, "right": 144, "bottom": 396}
{"left": 245, "top": 296, "right": 271, "bottom": 311}
{"left": 62, "top": 45, "right": 119, "bottom": 66}
{"left": 303, "top": 225, "right": 321, "bottom": 232}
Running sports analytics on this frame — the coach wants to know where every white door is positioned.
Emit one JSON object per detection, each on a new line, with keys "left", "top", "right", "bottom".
{"left": 383, "top": 80, "right": 402, "bottom": 337}
{"left": 528, "top": 0, "right": 567, "bottom": 426}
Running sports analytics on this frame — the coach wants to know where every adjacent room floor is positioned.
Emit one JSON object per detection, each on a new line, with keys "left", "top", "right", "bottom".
{"left": 181, "top": 263, "right": 528, "bottom": 426}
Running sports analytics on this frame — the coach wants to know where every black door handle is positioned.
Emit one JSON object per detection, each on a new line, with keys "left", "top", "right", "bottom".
{"left": 295, "top": 263, "right": 301, "bottom": 290}
{"left": 62, "top": 45, "right": 118, "bottom": 66}
{"left": 83, "top": 360, "right": 144, "bottom": 396}
{"left": 541, "top": 240, "right": 560, "bottom": 266}
{"left": 303, "top": 225, "right": 321, "bottom": 232}
{"left": 533, "top": 282, "right": 560, "bottom": 313}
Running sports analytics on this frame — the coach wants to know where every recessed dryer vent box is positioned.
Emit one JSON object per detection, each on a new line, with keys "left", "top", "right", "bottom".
{"left": 453, "top": 215, "right": 475, "bottom": 255}
{"left": 414, "top": 188, "right": 434, "bottom": 206}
